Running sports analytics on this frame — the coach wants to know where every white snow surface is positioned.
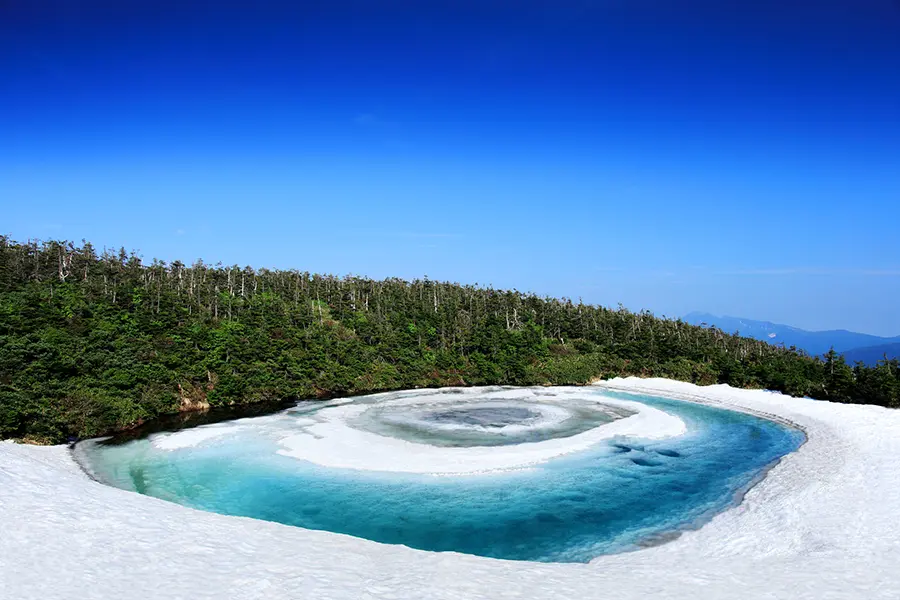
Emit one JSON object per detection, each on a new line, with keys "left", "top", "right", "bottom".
{"left": 150, "top": 423, "right": 245, "bottom": 450}
{"left": 2, "top": 378, "right": 899, "bottom": 599}
{"left": 277, "top": 393, "right": 682, "bottom": 474}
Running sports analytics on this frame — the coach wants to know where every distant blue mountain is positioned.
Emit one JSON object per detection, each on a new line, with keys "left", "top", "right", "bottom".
{"left": 682, "top": 312, "right": 900, "bottom": 363}
{"left": 841, "top": 342, "right": 900, "bottom": 366}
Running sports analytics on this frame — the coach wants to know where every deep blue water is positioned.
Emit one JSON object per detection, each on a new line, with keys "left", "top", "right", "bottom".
{"left": 77, "top": 391, "right": 804, "bottom": 563}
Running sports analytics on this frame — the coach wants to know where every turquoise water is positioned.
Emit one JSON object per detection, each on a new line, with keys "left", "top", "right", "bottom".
{"left": 77, "top": 390, "right": 804, "bottom": 563}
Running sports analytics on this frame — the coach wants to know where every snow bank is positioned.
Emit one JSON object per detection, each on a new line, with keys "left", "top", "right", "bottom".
{"left": 2, "top": 378, "right": 899, "bottom": 599}
{"left": 150, "top": 423, "right": 245, "bottom": 450}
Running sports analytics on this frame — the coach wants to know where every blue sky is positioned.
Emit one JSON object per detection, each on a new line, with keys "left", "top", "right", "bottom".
{"left": 2, "top": 1, "right": 899, "bottom": 336}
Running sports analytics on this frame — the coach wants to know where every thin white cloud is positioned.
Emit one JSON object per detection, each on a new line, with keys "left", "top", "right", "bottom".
{"left": 359, "top": 231, "right": 462, "bottom": 239}
{"left": 354, "top": 113, "right": 378, "bottom": 126}
{"left": 717, "top": 268, "right": 900, "bottom": 277}
{"left": 397, "top": 232, "right": 460, "bottom": 239}
{"left": 585, "top": 266, "right": 900, "bottom": 278}
{"left": 717, "top": 268, "right": 823, "bottom": 276}
{"left": 353, "top": 113, "right": 396, "bottom": 128}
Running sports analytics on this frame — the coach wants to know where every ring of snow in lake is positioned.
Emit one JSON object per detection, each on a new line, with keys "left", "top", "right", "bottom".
{"left": 76, "top": 386, "right": 804, "bottom": 563}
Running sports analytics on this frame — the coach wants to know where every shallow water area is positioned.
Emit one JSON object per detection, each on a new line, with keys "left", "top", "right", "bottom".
{"left": 76, "top": 386, "right": 804, "bottom": 563}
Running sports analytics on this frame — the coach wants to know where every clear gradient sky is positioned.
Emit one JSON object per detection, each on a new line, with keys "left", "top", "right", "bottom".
{"left": 2, "top": 1, "right": 899, "bottom": 336}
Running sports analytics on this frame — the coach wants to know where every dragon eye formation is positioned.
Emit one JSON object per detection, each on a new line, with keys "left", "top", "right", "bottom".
{"left": 76, "top": 387, "right": 803, "bottom": 563}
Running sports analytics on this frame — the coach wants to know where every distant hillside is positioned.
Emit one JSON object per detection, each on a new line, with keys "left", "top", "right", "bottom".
{"left": 683, "top": 312, "right": 900, "bottom": 359}
{"left": 842, "top": 342, "right": 900, "bottom": 366}
{"left": 3, "top": 238, "right": 898, "bottom": 444}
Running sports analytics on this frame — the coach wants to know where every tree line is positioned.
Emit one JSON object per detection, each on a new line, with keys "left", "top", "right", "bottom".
{"left": 0, "top": 237, "right": 897, "bottom": 443}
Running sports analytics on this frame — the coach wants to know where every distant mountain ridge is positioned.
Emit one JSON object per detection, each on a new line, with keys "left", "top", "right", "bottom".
{"left": 842, "top": 342, "right": 900, "bottom": 366}
{"left": 683, "top": 312, "right": 900, "bottom": 364}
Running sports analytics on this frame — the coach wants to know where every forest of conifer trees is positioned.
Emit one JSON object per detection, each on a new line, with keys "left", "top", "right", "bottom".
{"left": 1, "top": 237, "right": 897, "bottom": 443}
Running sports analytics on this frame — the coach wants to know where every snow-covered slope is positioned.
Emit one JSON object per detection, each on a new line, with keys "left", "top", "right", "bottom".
{"left": 2, "top": 378, "right": 899, "bottom": 599}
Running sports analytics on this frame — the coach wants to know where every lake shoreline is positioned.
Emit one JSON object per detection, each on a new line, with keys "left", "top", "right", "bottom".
{"left": 2, "top": 377, "right": 897, "bottom": 599}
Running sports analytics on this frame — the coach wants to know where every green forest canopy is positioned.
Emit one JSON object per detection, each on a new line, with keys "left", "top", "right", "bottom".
{"left": 1, "top": 237, "right": 897, "bottom": 443}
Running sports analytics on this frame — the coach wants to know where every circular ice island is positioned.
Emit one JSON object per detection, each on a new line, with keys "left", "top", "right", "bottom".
{"left": 76, "top": 386, "right": 804, "bottom": 563}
